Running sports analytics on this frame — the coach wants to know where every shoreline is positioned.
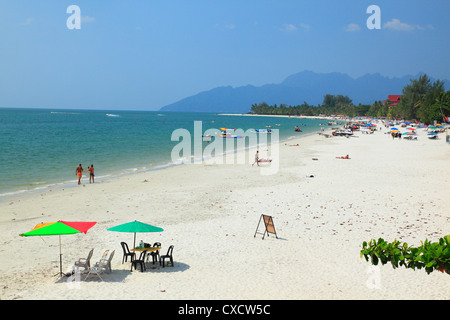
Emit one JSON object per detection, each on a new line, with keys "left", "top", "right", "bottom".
{"left": 0, "top": 160, "right": 183, "bottom": 204}
{"left": 0, "top": 120, "right": 336, "bottom": 204}
{"left": 218, "top": 113, "right": 350, "bottom": 120}
{"left": 1, "top": 121, "right": 449, "bottom": 300}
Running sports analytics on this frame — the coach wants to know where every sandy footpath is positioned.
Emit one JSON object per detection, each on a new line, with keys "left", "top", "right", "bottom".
{"left": 0, "top": 122, "right": 449, "bottom": 300}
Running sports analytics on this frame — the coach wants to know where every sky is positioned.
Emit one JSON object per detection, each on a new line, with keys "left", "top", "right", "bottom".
{"left": 0, "top": 0, "right": 449, "bottom": 110}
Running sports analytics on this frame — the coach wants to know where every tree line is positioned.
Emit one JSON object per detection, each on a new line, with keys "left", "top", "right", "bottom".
{"left": 250, "top": 74, "right": 450, "bottom": 124}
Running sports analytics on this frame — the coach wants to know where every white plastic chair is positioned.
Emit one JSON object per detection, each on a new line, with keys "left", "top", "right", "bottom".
{"left": 85, "top": 250, "right": 114, "bottom": 281}
{"left": 74, "top": 248, "right": 94, "bottom": 272}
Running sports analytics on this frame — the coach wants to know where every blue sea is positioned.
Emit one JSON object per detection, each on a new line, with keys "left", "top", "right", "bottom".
{"left": 0, "top": 108, "right": 340, "bottom": 201}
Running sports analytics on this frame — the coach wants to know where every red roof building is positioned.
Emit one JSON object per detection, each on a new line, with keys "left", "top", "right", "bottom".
{"left": 384, "top": 95, "right": 402, "bottom": 106}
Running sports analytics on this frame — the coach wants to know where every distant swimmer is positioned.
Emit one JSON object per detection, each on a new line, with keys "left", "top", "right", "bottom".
{"left": 76, "top": 164, "right": 84, "bottom": 185}
{"left": 336, "top": 155, "right": 350, "bottom": 159}
{"left": 86, "top": 164, "right": 95, "bottom": 183}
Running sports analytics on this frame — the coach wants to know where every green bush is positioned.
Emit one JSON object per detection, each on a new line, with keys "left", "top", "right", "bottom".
{"left": 360, "top": 235, "right": 450, "bottom": 275}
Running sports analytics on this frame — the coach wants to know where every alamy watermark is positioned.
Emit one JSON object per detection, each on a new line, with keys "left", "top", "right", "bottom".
{"left": 171, "top": 121, "right": 279, "bottom": 175}
{"left": 366, "top": 265, "right": 381, "bottom": 289}
{"left": 67, "top": 4, "right": 383, "bottom": 31}
{"left": 66, "top": 5, "right": 81, "bottom": 30}
{"left": 366, "top": 5, "right": 381, "bottom": 30}
{"left": 65, "top": 266, "right": 82, "bottom": 289}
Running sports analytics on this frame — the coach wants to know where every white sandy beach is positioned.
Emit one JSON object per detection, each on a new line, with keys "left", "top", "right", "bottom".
{"left": 0, "top": 122, "right": 449, "bottom": 300}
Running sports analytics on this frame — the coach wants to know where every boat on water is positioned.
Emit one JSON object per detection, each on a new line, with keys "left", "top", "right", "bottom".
{"left": 219, "top": 127, "right": 243, "bottom": 138}
{"left": 250, "top": 129, "right": 272, "bottom": 134}
{"left": 202, "top": 134, "right": 213, "bottom": 141}
{"left": 218, "top": 134, "right": 244, "bottom": 138}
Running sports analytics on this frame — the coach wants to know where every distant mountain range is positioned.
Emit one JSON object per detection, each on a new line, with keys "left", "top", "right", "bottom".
{"left": 159, "top": 70, "right": 448, "bottom": 113}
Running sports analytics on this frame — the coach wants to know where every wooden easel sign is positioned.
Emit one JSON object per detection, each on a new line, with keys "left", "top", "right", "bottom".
{"left": 254, "top": 214, "right": 278, "bottom": 239}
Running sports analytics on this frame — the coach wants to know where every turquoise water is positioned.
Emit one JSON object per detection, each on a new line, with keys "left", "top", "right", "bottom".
{"left": 0, "top": 108, "right": 339, "bottom": 200}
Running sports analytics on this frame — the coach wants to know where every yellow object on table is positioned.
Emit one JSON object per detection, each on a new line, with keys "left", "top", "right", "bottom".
{"left": 131, "top": 247, "right": 161, "bottom": 253}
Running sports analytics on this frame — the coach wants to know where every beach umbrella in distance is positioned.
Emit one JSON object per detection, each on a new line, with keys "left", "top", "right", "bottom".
{"left": 390, "top": 127, "right": 400, "bottom": 132}
{"left": 20, "top": 221, "right": 97, "bottom": 277}
{"left": 107, "top": 220, "right": 164, "bottom": 248}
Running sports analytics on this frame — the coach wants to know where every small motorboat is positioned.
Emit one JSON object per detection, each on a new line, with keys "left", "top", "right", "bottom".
{"left": 251, "top": 129, "right": 272, "bottom": 134}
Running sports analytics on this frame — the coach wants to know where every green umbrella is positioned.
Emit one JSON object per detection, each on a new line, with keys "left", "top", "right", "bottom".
{"left": 107, "top": 220, "right": 164, "bottom": 248}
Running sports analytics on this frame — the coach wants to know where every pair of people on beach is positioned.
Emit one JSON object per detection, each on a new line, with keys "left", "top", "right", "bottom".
{"left": 76, "top": 164, "right": 95, "bottom": 184}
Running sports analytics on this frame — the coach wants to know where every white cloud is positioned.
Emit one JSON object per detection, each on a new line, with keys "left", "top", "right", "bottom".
{"left": 280, "top": 23, "right": 311, "bottom": 32}
{"left": 215, "top": 23, "right": 236, "bottom": 30}
{"left": 298, "top": 23, "right": 311, "bottom": 30}
{"left": 383, "top": 18, "right": 434, "bottom": 31}
{"left": 415, "top": 24, "right": 435, "bottom": 31}
{"left": 81, "top": 16, "right": 95, "bottom": 23}
{"left": 382, "top": 18, "right": 433, "bottom": 31}
{"left": 281, "top": 24, "right": 297, "bottom": 32}
{"left": 345, "top": 23, "right": 361, "bottom": 32}
{"left": 383, "top": 18, "right": 414, "bottom": 31}
{"left": 21, "top": 18, "right": 33, "bottom": 26}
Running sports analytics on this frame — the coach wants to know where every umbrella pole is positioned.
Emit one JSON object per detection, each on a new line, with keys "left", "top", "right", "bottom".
{"left": 133, "top": 232, "right": 136, "bottom": 249}
{"left": 59, "top": 235, "right": 63, "bottom": 278}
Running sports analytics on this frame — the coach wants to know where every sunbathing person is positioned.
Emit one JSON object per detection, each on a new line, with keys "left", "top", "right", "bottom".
{"left": 336, "top": 154, "right": 350, "bottom": 159}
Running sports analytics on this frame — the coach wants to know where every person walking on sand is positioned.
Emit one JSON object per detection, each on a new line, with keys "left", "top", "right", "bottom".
{"left": 86, "top": 164, "right": 95, "bottom": 183}
{"left": 76, "top": 164, "right": 84, "bottom": 185}
{"left": 252, "top": 151, "right": 260, "bottom": 166}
